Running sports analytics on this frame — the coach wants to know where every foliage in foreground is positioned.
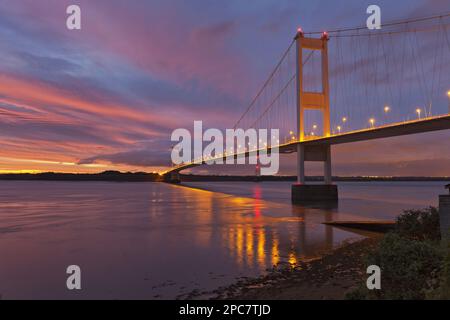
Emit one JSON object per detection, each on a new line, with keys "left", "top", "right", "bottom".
{"left": 346, "top": 207, "right": 450, "bottom": 300}
{"left": 395, "top": 207, "right": 441, "bottom": 241}
{"left": 427, "top": 241, "right": 450, "bottom": 299}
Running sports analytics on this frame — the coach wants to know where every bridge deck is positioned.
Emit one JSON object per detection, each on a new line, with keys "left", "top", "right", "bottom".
{"left": 165, "top": 114, "right": 450, "bottom": 174}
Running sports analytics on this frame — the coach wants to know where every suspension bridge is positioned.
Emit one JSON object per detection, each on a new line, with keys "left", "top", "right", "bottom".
{"left": 164, "top": 13, "right": 450, "bottom": 202}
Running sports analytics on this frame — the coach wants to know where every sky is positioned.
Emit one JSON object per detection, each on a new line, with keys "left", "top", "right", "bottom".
{"left": 0, "top": 0, "right": 449, "bottom": 176}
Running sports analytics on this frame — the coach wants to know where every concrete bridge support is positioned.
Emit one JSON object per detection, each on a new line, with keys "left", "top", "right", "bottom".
{"left": 292, "top": 31, "right": 338, "bottom": 203}
{"left": 292, "top": 144, "right": 338, "bottom": 203}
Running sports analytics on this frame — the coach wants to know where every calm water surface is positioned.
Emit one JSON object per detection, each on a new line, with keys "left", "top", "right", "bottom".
{"left": 0, "top": 181, "right": 446, "bottom": 299}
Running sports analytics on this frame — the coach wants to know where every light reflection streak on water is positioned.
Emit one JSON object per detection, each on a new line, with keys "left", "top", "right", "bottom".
{"left": 173, "top": 184, "right": 330, "bottom": 271}
{"left": 167, "top": 184, "right": 296, "bottom": 271}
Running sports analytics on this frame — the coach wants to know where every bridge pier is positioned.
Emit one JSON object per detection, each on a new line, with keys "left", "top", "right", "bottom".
{"left": 292, "top": 144, "right": 338, "bottom": 203}
{"left": 296, "top": 144, "right": 305, "bottom": 184}
{"left": 292, "top": 184, "right": 338, "bottom": 203}
{"left": 324, "top": 145, "right": 332, "bottom": 185}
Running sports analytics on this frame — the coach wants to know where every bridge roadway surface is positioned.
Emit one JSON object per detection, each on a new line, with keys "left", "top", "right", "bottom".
{"left": 164, "top": 114, "right": 450, "bottom": 174}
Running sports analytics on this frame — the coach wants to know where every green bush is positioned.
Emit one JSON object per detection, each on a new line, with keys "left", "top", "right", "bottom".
{"left": 427, "top": 241, "right": 450, "bottom": 299}
{"left": 366, "top": 233, "right": 442, "bottom": 299}
{"left": 346, "top": 207, "right": 445, "bottom": 300}
{"left": 395, "top": 207, "right": 440, "bottom": 241}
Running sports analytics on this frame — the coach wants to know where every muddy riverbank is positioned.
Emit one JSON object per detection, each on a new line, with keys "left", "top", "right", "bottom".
{"left": 180, "top": 237, "right": 380, "bottom": 300}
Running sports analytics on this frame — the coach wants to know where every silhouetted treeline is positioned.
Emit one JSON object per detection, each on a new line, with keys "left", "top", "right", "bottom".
{"left": 0, "top": 171, "right": 161, "bottom": 182}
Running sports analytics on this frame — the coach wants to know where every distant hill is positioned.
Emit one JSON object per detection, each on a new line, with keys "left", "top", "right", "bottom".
{"left": 0, "top": 171, "right": 161, "bottom": 182}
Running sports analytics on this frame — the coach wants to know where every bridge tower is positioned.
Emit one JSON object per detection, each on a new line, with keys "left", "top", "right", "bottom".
{"left": 292, "top": 30, "right": 338, "bottom": 202}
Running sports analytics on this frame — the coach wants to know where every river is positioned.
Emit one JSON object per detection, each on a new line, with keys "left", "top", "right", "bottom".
{"left": 0, "top": 180, "right": 446, "bottom": 299}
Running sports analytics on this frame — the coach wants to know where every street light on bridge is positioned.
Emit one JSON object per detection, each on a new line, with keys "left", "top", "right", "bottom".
{"left": 369, "top": 118, "right": 375, "bottom": 128}
{"left": 416, "top": 108, "right": 422, "bottom": 119}
{"left": 384, "top": 105, "right": 390, "bottom": 113}
{"left": 447, "top": 90, "right": 450, "bottom": 113}
{"left": 342, "top": 117, "right": 347, "bottom": 123}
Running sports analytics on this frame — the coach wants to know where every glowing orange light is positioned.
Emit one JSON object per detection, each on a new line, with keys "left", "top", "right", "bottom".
{"left": 342, "top": 117, "right": 347, "bottom": 123}
{"left": 288, "top": 251, "right": 297, "bottom": 267}
{"left": 384, "top": 105, "right": 390, "bottom": 113}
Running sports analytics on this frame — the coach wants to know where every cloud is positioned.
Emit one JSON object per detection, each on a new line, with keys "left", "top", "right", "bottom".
{"left": 78, "top": 139, "right": 173, "bottom": 167}
{"left": 79, "top": 148, "right": 170, "bottom": 168}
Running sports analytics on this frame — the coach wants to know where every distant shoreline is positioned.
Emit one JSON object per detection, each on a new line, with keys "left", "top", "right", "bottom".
{"left": 0, "top": 171, "right": 160, "bottom": 182}
{"left": 0, "top": 171, "right": 449, "bottom": 182}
